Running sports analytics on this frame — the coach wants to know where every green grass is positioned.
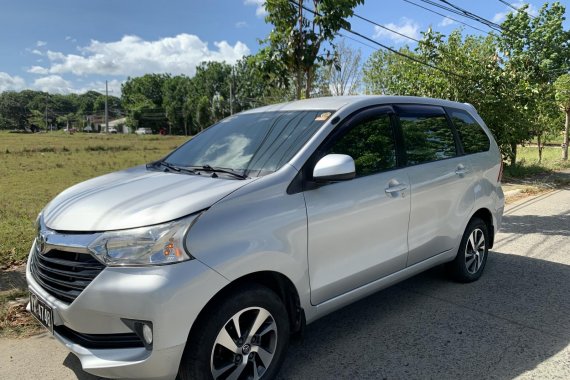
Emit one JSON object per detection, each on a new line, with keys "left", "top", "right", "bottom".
{"left": 0, "top": 132, "right": 189, "bottom": 268}
{"left": 503, "top": 146, "right": 570, "bottom": 179}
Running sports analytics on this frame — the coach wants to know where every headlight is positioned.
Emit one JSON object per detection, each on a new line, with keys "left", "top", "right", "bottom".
{"left": 87, "top": 214, "right": 199, "bottom": 266}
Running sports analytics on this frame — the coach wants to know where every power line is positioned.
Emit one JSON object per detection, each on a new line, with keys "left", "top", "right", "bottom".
{"left": 287, "top": 0, "right": 468, "bottom": 80}
{"left": 353, "top": 13, "right": 420, "bottom": 43}
{"left": 435, "top": 0, "right": 502, "bottom": 31}
{"left": 401, "top": 0, "right": 490, "bottom": 34}
{"left": 497, "top": 0, "right": 536, "bottom": 19}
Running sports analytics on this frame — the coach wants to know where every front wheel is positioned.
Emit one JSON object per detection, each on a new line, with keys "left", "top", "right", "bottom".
{"left": 447, "top": 217, "right": 489, "bottom": 283}
{"left": 178, "top": 285, "right": 290, "bottom": 380}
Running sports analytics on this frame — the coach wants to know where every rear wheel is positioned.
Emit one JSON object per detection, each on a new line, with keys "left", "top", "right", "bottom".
{"left": 178, "top": 285, "right": 290, "bottom": 380}
{"left": 448, "top": 218, "right": 489, "bottom": 282}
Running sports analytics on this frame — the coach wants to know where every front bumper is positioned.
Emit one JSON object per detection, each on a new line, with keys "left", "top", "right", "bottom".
{"left": 26, "top": 242, "right": 229, "bottom": 380}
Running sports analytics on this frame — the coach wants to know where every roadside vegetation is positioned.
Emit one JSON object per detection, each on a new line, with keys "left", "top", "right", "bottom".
{"left": 0, "top": 132, "right": 188, "bottom": 268}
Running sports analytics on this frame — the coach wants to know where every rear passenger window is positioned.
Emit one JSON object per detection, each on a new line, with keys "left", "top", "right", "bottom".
{"left": 328, "top": 113, "right": 396, "bottom": 176}
{"left": 448, "top": 109, "right": 490, "bottom": 154}
{"left": 397, "top": 106, "right": 456, "bottom": 165}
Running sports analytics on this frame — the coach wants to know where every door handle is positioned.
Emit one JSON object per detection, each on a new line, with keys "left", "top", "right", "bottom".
{"left": 385, "top": 184, "right": 408, "bottom": 194}
{"left": 455, "top": 164, "right": 470, "bottom": 176}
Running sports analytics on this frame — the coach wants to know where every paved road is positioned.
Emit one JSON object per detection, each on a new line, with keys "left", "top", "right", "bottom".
{"left": 1, "top": 189, "right": 569, "bottom": 380}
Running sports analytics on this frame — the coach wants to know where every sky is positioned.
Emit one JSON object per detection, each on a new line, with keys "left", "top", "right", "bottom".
{"left": 0, "top": 0, "right": 568, "bottom": 96}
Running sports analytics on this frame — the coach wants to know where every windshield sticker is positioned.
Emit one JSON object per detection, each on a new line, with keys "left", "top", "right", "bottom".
{"left": 315, "top": 112, "right": 332, "bottom": 121}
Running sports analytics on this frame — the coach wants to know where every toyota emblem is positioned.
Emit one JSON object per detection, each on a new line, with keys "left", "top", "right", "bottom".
{"left": 37, "top": 231, "right": 48, "bottom": 254}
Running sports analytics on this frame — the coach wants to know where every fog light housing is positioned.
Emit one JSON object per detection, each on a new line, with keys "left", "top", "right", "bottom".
{"left": 142, "top": 324, "right": 153, "bottom": 345}
{"left": 121, "top": 319, "right": 153, "bottom": 350}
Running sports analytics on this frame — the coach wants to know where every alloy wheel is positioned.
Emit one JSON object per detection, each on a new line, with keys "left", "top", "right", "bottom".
{"left": 210, "top": 307, "right": 278, "bottom": 380}
{"left": 465, "top": 228, "right": 486, "bottom": 274}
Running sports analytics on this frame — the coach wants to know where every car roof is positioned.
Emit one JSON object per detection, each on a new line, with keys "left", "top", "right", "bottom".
{"left": 241, "top": 95, "right": 475, "bottom": 114}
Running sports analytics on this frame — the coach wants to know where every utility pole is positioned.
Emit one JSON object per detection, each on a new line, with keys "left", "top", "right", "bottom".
{"left": 104, "top": 80, "right": 109, "bottom": 133}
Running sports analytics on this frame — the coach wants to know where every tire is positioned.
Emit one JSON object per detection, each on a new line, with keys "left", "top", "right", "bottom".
{"left": 178, "top": 284, "right": 290, "bottom": 380}
{"left": 447, "top": 217, "right": 489, "bottom": 283}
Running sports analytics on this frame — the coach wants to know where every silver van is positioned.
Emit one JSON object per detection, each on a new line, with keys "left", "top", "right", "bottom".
{"left": 27, "top": 96, "right": 504, "bottom": 380}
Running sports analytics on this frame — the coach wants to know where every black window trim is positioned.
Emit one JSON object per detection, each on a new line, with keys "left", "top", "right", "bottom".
{"left": 393, "top": 103, "right": 461, "bottom": 167}
{"left": 444, "top": 106, "right": 491, "bottom": 156}
{"left": 288, "top": 105, "right": 402, "bottom": 194}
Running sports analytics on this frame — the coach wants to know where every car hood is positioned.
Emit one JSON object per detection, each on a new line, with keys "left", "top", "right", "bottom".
{"left": 43, "top": 165, "right": 255, "bottom": 231}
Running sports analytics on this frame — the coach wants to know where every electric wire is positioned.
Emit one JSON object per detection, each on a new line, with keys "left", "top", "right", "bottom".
{"left": 287, "top": 0, "right": 468, "bottom": 80}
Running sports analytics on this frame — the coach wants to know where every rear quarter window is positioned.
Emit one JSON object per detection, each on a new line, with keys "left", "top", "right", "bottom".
{"left": 448, "top": 108, "right": 490, "bottom": 154}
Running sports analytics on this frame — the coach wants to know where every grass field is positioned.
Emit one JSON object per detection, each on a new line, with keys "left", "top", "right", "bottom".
{"left": 0, "top": 132, "right": 569, "bottom": 268}
{"left": 0, "top": 132, "right": 189, "bottom": 268}
{"left": 503, "top": 146, "right": 570, "bottom": 178}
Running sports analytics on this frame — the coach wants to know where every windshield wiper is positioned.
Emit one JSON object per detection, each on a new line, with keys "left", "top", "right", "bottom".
{"left": 147, "top": 161, "right": 197, "bottom": 175}
{"left": 195, "top": 165, "right": 248, "bottom": 180}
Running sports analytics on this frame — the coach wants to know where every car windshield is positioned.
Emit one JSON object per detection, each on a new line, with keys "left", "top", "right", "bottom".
{"left": 163, "top": 110, "right": 333, "bottom": 177}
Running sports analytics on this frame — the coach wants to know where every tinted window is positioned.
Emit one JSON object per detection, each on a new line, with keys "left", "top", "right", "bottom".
{"left": 448, "top": 109, "right": 490, "bottom": 154}
{"left": 166, "top": 110, "right": 331, "bottom": 177}
{"left": 398, "top": 107, "right": 456, "bottom": 165}
{"left": 328, "top": 113, "right": 396, "bottom": 176}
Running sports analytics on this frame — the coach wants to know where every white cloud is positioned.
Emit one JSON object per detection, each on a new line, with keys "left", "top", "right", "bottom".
{"left": 31, "top": 49, "right": 43, "bottom": 56}
{"left": 30, "top": 34, "right": 250, "bottom": 77}
{"left": 31, "top": 75, "right": 124, "bottom": 95}
{"left": 28, "top": 66, "right": 49, "bottom": 74}
{"left": 36, "top": 40, "right": 47, "bottom": 47}
{"left": 244, "top": 0, "right": 267, "bottom": 18}
{"left": 493, "top": 1, "right": 538, "bottom": 23}
{"left": 373, "top": 17, "right": 420, "bottom": 44}
{"left": 0, "top": 72, "right": 26, "bottom": 91}
{"left": 236, "top": 21, "right": 248, "bottom": 28}
{"left": 439, "top": 17, "right": 456, "bottom": 27}
{"left": 33, "top": 75, "right": 73, "bottom": 94}
{"left": 65, "top": 36, "right": 77, "bottom": 43}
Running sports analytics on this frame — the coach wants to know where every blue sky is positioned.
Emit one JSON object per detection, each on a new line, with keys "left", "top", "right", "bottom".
{"left": 0, "top": 0, "right": 568, "bottom": 95}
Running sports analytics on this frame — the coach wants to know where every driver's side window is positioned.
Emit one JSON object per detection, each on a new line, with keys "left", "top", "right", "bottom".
{"left": 328, "top": 113, "right": 397, "bottom": 177}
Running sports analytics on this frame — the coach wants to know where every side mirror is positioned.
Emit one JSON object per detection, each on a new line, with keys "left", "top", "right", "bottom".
{"left": 313, "top": 154, "right": 356, "bottom": 183}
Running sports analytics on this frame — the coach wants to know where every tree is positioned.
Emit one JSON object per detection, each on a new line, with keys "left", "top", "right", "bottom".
{"left": 163, "top": 75, "right": 192, "bottom": 135}
{"left": 0, "top": 91, "right": 30, "bottom": 130}
{"left": 259, "top": 0, "right": 364, "bottom": 99}
{"left": 121, "top": 74, "right": 169, "bottom": 131}
{"left": 555, "top": 74, "right": 570, "bottom": 160}
{"left": 498, "top": 2, "right": 570, "bottom": 162}
{"left": 325, "top": 39, "right": 362, "bottom": 96}
{"left": 195, "top": 96, "right": 212, "bottom": 132}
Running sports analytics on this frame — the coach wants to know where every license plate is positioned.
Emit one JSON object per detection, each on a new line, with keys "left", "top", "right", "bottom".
{"left": 29, "top": 290, "right": 54, "bottom": 333}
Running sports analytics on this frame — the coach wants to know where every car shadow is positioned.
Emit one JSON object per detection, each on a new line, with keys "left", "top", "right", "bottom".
{"left": 279, "top": 251, "right": 570, "bottom": 379}
{"left": 62, "top": 354, "right": 104, "bottom": 380}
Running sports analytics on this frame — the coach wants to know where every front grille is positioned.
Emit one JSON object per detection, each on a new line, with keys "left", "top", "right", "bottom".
{"left": 30, "top": 246, "right": 105, "bottom": 304}
{"left": 55, "top": 325, "right": 144, "bottom": 349}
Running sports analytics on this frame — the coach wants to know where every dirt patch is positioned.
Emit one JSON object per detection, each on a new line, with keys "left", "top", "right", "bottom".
{"left": 0, "top": 264, "right": 26, "bottom": 292}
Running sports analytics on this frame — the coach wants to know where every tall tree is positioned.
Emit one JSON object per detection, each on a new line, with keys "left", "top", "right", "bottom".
{"left": 555, "top": 74, "right": 570, "bottom": 160}
{"left": 259, "top": 0, "right": 364, "bottom": 99}
{"left": 498, "top": 2, "right": 570, "bottom": 161}
{"left": 325, "top": 39, "right": 362, "bottom": 96}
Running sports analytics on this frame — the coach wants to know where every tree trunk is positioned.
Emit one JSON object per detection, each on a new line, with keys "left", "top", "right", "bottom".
{"left": 184, "top": 119, "right": 188, "bottom": 136}
{"left": 295, "top": 71, "right": 303, "bottom": 100}
{"left": 562, "top": 110, "right": 570, "bottom": 161}
{"left": 537, "top": 133, "right": 543, "bottom": 163}
{"left": 510, "top": 142, "right": 518, "bottom": 167}
{"left": 305, "top": 67, "right": 313, "bottom": 99}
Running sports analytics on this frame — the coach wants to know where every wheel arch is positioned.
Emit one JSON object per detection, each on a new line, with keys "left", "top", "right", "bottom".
{"left": 187, "top": 271, "right": 305, "bottom": 346}
{"left": 469, "top": 207, "right": 495, "bottom": 248}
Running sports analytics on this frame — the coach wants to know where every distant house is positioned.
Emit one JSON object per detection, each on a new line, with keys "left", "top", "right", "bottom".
{"left": 107, "top": 117, "right": 128, "bottom": 133}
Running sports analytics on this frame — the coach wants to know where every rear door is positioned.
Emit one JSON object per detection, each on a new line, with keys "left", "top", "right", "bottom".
{"left": 395, "top": 104, "right": 475, "bottom": 266}
{"left": 304, "top": 106, "right": 411, "bottom": 305}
